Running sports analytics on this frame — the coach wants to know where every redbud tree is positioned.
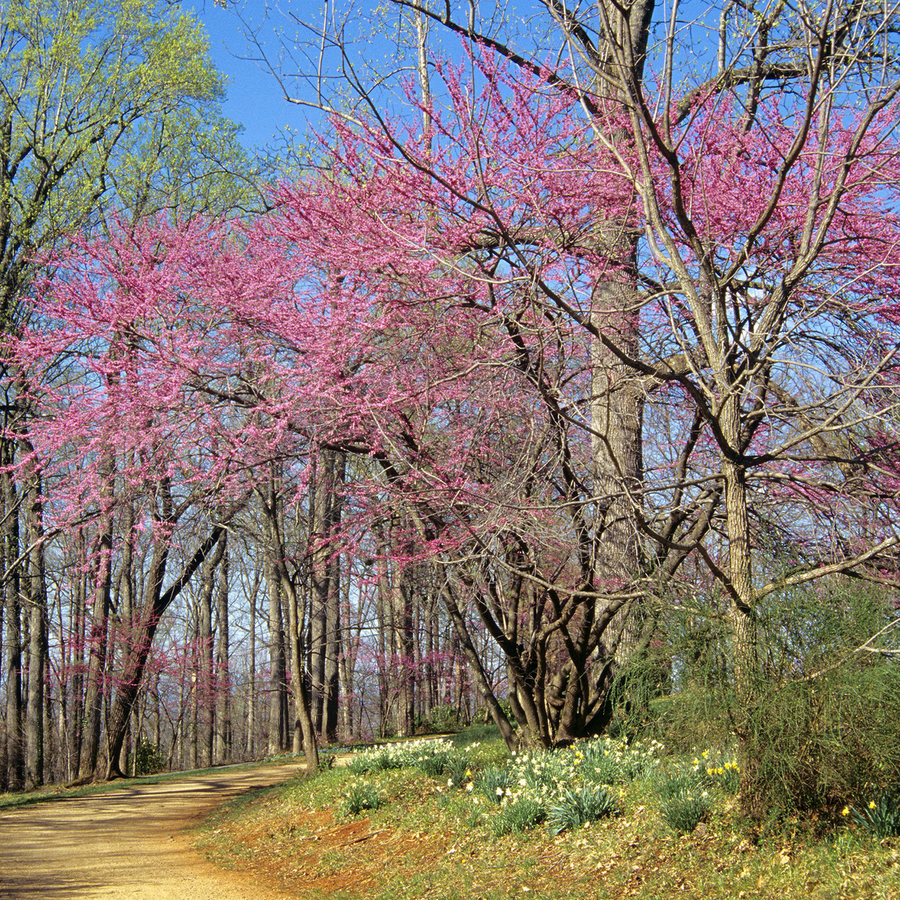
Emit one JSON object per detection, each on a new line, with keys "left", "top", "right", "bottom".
{"left": 270, "top": 0, "right": 900, "bottom": 774}
{"left": 11, "top": 2, "right": 900, "bottom": 798}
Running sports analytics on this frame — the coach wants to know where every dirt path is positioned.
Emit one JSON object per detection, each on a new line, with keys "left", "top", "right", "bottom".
{"left": 0, "top": 762, "right": 305, "bottom": 900}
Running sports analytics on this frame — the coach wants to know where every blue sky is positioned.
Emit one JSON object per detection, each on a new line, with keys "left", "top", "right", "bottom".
{"left": 192, "top": 0, "right": 427, "bottom": 152}
{"left": 193, "top": 1, "right": 305, "bottom": 151}
{"left": 190, "top": 1, "right": 717, "bottom": 153}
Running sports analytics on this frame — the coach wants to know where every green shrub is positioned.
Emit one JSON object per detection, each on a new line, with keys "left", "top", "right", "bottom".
{"left": 340, "top": 784, "right": 383, "bottom": 816}
{"left": 134, "top": 740, "right": 166, "bottom": 775}
{"left": 492, "top": 798, "right": 545, "bottom": 836}
{"left": 744, "top": 594, "right": 900, "bottom": 812}
{"left": 636, "top": 582, "right": 900, "bottom": 818}
{"left": 546, "top": 785, "right": 619, "bottom": 834}
{"left": 423, "top": 704, "right": 465, "bottom": 734}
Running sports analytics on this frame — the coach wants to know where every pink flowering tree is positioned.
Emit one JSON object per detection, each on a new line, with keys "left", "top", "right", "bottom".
{"left": 244, "top": 1, "right": 900, "bottom": 768}
{"left": 10, "top": 216, "right": 309, "bottom": 778}
{"left": 12, "top": 3, "right": 900, "bottom": 800}
{"left": 243, "top": 48, "right": 900, "bottom": 753}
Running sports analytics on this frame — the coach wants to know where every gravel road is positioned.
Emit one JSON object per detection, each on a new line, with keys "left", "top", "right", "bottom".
{"left": 0, "top": 763, "right": 305, "bottom": 900}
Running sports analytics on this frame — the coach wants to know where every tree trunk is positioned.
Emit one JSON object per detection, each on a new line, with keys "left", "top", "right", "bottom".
{"left": 67, "top": 531, "right": 88, "bottom": 782}
{"left": 78, "top": 517, "right": 113, "bottom": 780}
{"left": 24, "top": 472, "right": 46, "bottom": 789}
{"left": 308, "top": 450, "right": 343, "bottom": 742}
{"left": 197, "top": 533, "right": 225, "bottom": 768}
{"left": 438, "top": 578, "right": 518, "bottom": 749}
{"left": 214, "top": 541, "right": 231, "bottom": 764}
{"left": 265, "top": 561, "right": 288, "bottom": 755}
{"left": 116, "top": 496, "right": 136, "bottom": 777}
{"left": 337, "top": 573, "right": 354, "bottom": 742}
{"left": 2, "top": 467, "right": 23, "bottom": 791}
{"left": 104, "top": 524, "right": 229, "bottom": 779}
{"left": 393, "top": 577, "right": 415, "bottom": 738}
{"left": 247, "top": 578, "right": 258, "bottom": 759}
{"left": 321, "top": 547, "right": 342, "bottom": 743}
{"left": 260, "top": 478, "right": 318, "bottom": 771}
{"left": 0, "top": 538, "right": 5, "bottom": 793}
{"left": 721, "top": 395, "right": 761, "bottom": 814}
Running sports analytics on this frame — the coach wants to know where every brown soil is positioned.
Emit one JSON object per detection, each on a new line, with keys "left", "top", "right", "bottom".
{"left": 0, "top": 762, "right": 305, "bottom": 900}
{"left": 209, "top": 802, "right": 453, "bottom": 900}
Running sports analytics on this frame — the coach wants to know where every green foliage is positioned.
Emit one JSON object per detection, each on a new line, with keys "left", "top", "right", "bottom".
{"left": 631, "top": 581, "right": 900, "bottom": 818}
{"left": 422, "top": 704, "right": 465, "bottom": 734}
{"left": 546, "top": 785, "right": 619, "bottom": 834}
{"left": 133, "top": 740, "right": 166, "bottom": 775}
{"left": 491, "top": 798, "right": 545, "bottom": 836}
{"left": 848, "top": 791, "right": 900, "bottom": 838}
{"left": 475, "top": 766, "right": 512, "bottom": 804}
{"left": 607, "top": 627, "right": 676, "bottom": 741}
{"left": 612, "top": 607, "right": 734, "bottom": 751}
{"left": 339, "top": 784, "right": 383, "bottom": 817}
{"left": 740, "top": 587, "right": 900, "bottom": 815}
{"left": 0, "top": 0, "right": 253, "bottom": 324}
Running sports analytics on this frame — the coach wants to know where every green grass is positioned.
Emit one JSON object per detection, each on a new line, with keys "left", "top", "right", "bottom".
{"left": 450, "top": 722, "right": 506, "bottom": 747}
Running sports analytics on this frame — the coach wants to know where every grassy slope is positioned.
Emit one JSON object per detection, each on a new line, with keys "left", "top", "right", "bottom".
{"left": 194, "top": 735, "right": 900, "bottom": 900}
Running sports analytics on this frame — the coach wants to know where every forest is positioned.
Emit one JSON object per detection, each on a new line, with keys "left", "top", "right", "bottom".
{"left": 1, "top": 0, "right": 899, "bottom": 824}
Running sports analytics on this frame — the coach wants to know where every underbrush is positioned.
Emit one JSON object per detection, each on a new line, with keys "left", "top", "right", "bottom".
{"left": 196, "top": 734, "right": 900, "bottom": 900}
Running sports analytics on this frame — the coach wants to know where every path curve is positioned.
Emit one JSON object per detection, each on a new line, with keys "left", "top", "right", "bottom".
{"left": 0, "top": 762, "right": 305, "bottom": 900}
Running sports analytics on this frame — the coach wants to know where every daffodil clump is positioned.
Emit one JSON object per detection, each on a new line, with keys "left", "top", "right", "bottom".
{"left": 340, "top": 783, "right": 384, "bottom": 816}
{"left": 345, "top": 735, "right": 669, "bottom": 835}
{"left": 465, "top": 737, "right": 661, "bottom": 823}
{"left": 653, "top": 769, "right": 712, "bottom": 834}
{"left": 844, "top": 791, "right": 900, "bottom": 838}
{"left": 348, "top": 738, "right": 459, "bottom": 775}
{"left": 689, "top": 748, "right": 741, "bottom": 793}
